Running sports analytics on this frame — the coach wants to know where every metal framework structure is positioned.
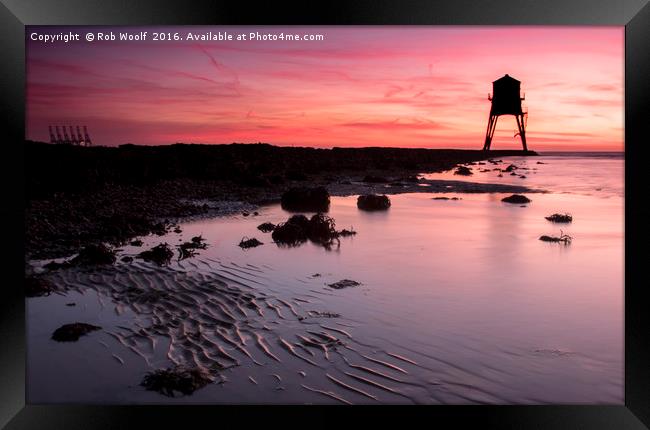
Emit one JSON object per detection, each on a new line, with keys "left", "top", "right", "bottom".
{"left": 483, "top": 74, "right": 528, "bottom": 151}
{"left": 47, "top": 125, "right": 93, "bottom": 146}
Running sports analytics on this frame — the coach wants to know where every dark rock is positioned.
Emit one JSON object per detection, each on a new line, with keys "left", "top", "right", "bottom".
{"left": 138, "top": 243, "right": 174, "bottom": 265}
{"left": 502, "top": 194, "right": 531, "bottom": 204}
{"left": 281, "top": 187, "right": 330, "bottom": 212}
{"left": 504, "top": 164, "right": 518, "bottom": 172}
{"left": 51, "top": 322, "right": 101, "bottom": 342}
{"left": 130, "top": 239, "right": 144, "bottom": 247}
{"left": 357, "top": 194, "right": 391, "bottom": 211}
{"left": 328, "top": 279, "right": 361, "bottom": 289}
{"left": 121, "top": 256, "right": 133, "bottom": 263}
{"left": 141, "top": 366, "right": 213, "bottom": 397}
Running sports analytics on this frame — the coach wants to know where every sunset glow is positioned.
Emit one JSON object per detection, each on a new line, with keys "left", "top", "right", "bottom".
{"left": 26, "top": 26, "right": 624, "bottom": 150}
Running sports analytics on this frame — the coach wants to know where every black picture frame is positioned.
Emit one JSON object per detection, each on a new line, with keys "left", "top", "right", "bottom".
{"left": 1, "top": 0, "right": 648, "bottom": 428}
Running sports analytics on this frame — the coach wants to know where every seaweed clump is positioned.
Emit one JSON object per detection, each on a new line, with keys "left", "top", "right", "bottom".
{"left": 502, "top": 194, "right": 531, "bottom": 204}
{"left": 177, "top": 235, "right": 208, "bottom": 260}
{"left": 271, "top": 214, "right": 353, "bottom": 248}
{"left": 545, "top": 213, "right": 573, "bottom": 223}
{"left": 257, "top": 222, "right": 276, "bottom": 233}
{"left": 271, "top": 215, "right": 310, "bottom": 246}
{"left": 357, "top": 194, "right": 391, "bottom": 211}
{"left": 25, "top": 276, "right": 55, "bottom": 297}
{"left": 137, "top": 243, "right": 174, "bottom": 265}
{"left": 44, "top": 243, "right": 117, "bottom": 270}
{"left": 539, "top": 231, "right": 572, "bottom": 244}
{"left": 454, "top": 166, "right": 473, "bottom": 176}
{"left": 328, "top": 279, "right": 361, "bottom": 289}
{"left": 281, "top": 187, "right": 330, "bottom": 212}
{"left": 51, "top": 322, "right": 101, "bottom": 342}
{"left": 238, "top": 237, "right": 264, "bottom": 249}
{"left": 141, "top": 366, "right": 214, "bottom": 397}
{"left": 71, "top": 244, "right": 117, "bottom": 266}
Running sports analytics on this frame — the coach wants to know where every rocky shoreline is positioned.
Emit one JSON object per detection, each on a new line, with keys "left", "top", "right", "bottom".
{"left": 25, "top": 141, "right": 537, "bottom": 260}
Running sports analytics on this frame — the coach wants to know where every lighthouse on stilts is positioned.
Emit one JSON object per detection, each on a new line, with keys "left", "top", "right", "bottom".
{"left": 483, "top": 74, "right": 528, "bottom": 151}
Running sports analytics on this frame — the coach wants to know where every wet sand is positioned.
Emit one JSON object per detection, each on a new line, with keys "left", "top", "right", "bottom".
{"left": 27, "top": 154, "right": 623, "bottom": 404}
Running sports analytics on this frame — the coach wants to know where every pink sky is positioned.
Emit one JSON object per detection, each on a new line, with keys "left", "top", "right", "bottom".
{"left": 26, "top": 26, "right": 624, "bottom": 151}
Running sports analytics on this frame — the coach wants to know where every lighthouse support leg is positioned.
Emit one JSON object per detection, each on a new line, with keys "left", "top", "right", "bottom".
{"left": 483, "top": 114, "right": 498, "bottom": 151}
{"left": 516, "top": 114, "right": 528, "bottom": 151}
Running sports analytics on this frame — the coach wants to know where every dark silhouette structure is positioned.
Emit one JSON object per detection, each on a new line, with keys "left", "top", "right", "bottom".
{"left": 48, "top": 125, "right": 93, "bottom": 146}
{"left": 483, "top": 74, "right": 528, "bottom": 151}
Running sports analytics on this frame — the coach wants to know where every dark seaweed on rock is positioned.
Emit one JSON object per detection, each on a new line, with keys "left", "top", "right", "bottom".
{"left": 280, "top": 187, "right": 330, "bottom": 212}
{"left": 454, "top": 166, "right": 473, "bottom": 176}
{"left": 25, "top": 276, "right": 55, "bottom": 297}
{"left": 504, "top": 164, "right": 518, "bottom": 172}
{"left": 257, "top": 222, "right": 276, "bottom": 233}
{"left": 238, "top": 237, "right": 264, "bottom": 249}
{"left": 137, "top": 243, "right": 174, "bottom": 265}
{"left": 51, "top": 322, "right": 101, "bottom": 342}
{"left": 70, "top": 244, "right": 117, "bottom": 266}
{"left": 328, "top": 279, "right": 361, "bottom": 289}
{"left": 177, "top": 236, "right": 208, "bottom": 260}
{"left": 539, "top": 231, "right": 572, "bottom": 244}
{"left": 357, "top": 194, "right": 391, "bottom": 211}
{"left": 271, "top": 214, "right": 354, "bottom": 248}
{"left": 307, "top": 213, "right": 338, "bottom": 245}
{"left": 545, "top": 213, "right": 573, "bottom": 223}
{"left": 44, "top": 244, "right": 116, "bottom": 270}
{"left": 141, "top": 366, "right": 213, "bottom": 397}
{"left": 337, "top": 228, "right": 357, "bottom": 237}
{"left": 502, "top": 194, "right": 531, "bottom": 204}
{"left": 271, "top": 215, "right": 309, "bottom": 246}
